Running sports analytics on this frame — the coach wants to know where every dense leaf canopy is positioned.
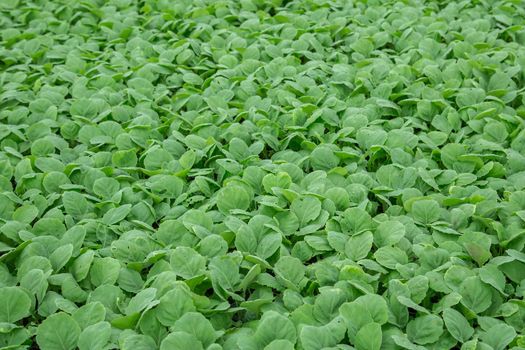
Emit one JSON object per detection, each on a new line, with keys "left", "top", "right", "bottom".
{"left": 1, "top": 0, "right": 525, "bottom": 349}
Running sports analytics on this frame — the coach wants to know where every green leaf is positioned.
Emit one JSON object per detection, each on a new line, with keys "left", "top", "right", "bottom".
{"left": 480, "top": 324, "right": 516, "bottom": 350}
{"left": 254, "top": 311, "right": 297, "bottom": 347}
{"left": 406, "top": 314, "right": 444, "bottom": 345}
{"left": 121, "top": 334, "right": 157, "bottom": 350}
{"left": 310, "top": 145, "right": 339, "bottom": 170}
{"left": 356, "top": 127, "right": 387, "bottom": 149}
{"left": 391, "top": 334, "right": 427, "bottom": 350}
{"left": 62, "top": 192, "right": 90, "bottom": 217}
{"left": 0, "top": 287, "right": 31, "bottom": 323}
{"left": 89, "top": 257, "right": 121, "bottom": 287}
{"left": 160, "top": 332, "right": 203, "bottom": 350}
{"left": 50, "top": 244, "right": 73, "bottom": 272}
{"left": 262, "top": 172, "right": 292, "bottom": 193}
{"left": 170, "top": 247, "right": 206, "bottom": 279}
{"left": 209, "top": 254, "right": 241, "bottom": 296}
{"left": 300, "top": 317, "right": 346, "bottom": 350}
{"left": 216, "top": 185, "right": 251, "bottom": 214}
{"left": 411, "top": 200, "right": 441, "bottom": 224}
{"left": 156, "top": 284, "right": 195, "bottom": 326}
{"left": 479, "top": 264, "right": 506, "bottom": 294}
{"left": 274, "top": 256, "right": 306, "bottom": 289}
{"left": 125, "top": 288, "right": 157, "bottom": 315}
{"left": 459, "top": 231, "right": 492, "bottom": 266}
{"left": 256, "top": 231, "right": 282, "bottom": 259}
{"left": 459, "top": 276, "right": 493, "bottom": 313}
{"left": 355, "top": 322, "right": 382, "bottom": 350}
{"left": 78, "top": 322, "right": 111, "bottom": 350}
{"left": 373, "top": 246, "right": 409, "bottom": 269}
{"left": 72, "top": 302, "right": 106, "bottom": 329}
{"left": 102, "top": 204, "right": 131, "bottom": 225}
{"left": 340, "top": 294, "right": 389, "bottom": 341}
{"left": 339, "top": 206, "right": 371, "bottom": 232}
{"left": 111, "top": 313, "right": 140, "bottom": 330}
{"left": 172, "top": 313, "right": 220, "bottom": 348}
{"left": 72, "top": 250, "right": 95, "bottom": 281}
{"left": 36, "top": 312, "right": 81, "bottom": 350}
{"left": 12, "top": 204, "right": 39, "bottom": 223}
{"left": 374, "top": 220, "right": 405, "bottom": 247}
{"left": 70, "top": 99, "right": 99, "bottom": 119}
{"left": 235, "top": 226, "right": 257, "bottom": 253}
{"left": 313, "top": 288, "right": 347, "bottom": 324}
{"left": 93, "top": 178, "right": 120, "bottom": 199}
{"left": 112, "top": 150, "right": 138, "bottom": 167}
{"left": 443, "top": 307, "right": 474, "bottom": 343}
{"left": 264, "top": 339, "right": 295, "bottom": 350}
{"left": 345, "top": 231, "right": 373, "bottom": 260}
{"left": 291, "top": 196, "right": 322, "bottom": 227}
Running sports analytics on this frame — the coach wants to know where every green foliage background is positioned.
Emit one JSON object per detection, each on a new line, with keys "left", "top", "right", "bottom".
{"left": 1, "top": 0, "right": 525, "bottom": 349}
